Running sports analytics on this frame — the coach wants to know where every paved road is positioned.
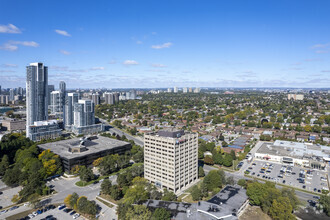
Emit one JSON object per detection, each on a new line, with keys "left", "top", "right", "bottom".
{"left": 99, "top": 119, "right": 144, "bottom": 146}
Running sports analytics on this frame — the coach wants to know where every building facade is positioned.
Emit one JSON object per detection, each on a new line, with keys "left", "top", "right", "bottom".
{"left": 27, "top": 120, "right": 62, "bottom": 141}
{"left": 144, "top": 129, "right": 198, "bottom": 193}
{"left": 26, "top": 62, "right": 49, "bottom": 138}
{"left": 64, "top": 92, "right": 79, "bottom": 129}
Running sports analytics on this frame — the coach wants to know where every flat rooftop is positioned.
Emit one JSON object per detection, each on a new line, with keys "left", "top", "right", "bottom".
{"left": 145, "top": 185, "right": 247, "bottom": 220}
{"left": 257, "top": 140, "right": 330, "bottom": 160}
{"left": 38, "top": 136, "right": 130, "bottom": 159}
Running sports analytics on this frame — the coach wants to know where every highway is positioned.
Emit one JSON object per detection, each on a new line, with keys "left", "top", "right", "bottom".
{"left": 99, "top": 119, "right": 144, "bottom": 146}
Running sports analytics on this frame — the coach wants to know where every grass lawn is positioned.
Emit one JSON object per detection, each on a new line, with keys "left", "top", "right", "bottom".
{"left": 99, "top": 194, "right": 121, "bottom": 205}
{"left": 96, "top": 197, "right": 114, "bottom": 208}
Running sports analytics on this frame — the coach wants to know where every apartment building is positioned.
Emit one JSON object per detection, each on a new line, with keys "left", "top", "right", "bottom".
{"left": 144, "top": 129, "right": 198, "bottom": 193}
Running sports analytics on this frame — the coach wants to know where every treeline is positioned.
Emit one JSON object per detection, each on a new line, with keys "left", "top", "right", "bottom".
{"left": 198, "top": 139, "right": 243, "bottom": 167}
{"left": 246, "top": 181, "right": 299, "bottom": 220}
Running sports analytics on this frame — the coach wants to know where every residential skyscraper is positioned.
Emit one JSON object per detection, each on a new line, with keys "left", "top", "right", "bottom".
{"left": 9, "top": 89, "right": 15, "bottom": 101}
{"left": 174, "top": 87, "right": 178, "bottom": 93}
{"left": 59, "top": 81, "right": 66, "bottom": 111}
{"left": 48, "top": 85, "right": 55, "bottom": 105}
{"left": 50, "top": 91, "right": 63, "bottom": 114}
{"left": 183, "top": 87, "right": 188, "bottom": 93}
{"left": 91, "top": 93, "right": 100, "bottom": 105}
{"left": 64, "top": 92, "right": 79, "bottom": 129}
{"left": 144, "top": 129, "right": 198, "bottom": 193}
{"left": 26, "top": 62, "right": 49, "bottom": 137}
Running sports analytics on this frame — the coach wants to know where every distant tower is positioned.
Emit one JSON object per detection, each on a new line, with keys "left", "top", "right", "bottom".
{"left": 59, "top": 81, "right": 66, "bottom": 111}
{"left": 48, "top": 85, "right": 55, "bottom": 105}
{"left": 64, "top": 92, "right": 79, "bottom": 129}
{"left": 174, "top": 87, "right": 178, "bottom": 93}
{"left": 26, "top": 62, "right": 48, "bottom": 138}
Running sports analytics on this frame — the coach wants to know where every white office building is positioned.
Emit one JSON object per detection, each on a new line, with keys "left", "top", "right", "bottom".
{"left": 144, "top": 129, "right": 198, "bottom": 193}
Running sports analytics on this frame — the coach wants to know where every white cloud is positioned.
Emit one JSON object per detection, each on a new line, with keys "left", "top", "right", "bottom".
{"left": 151, "top": 42, "right": 173, "bottom": 49}
{"left": 11, "top": 41, "right": 39, "bottom": 47}
{"left": 2, "top": 63, "right": 18, "bottom": 67}
{"left": 90, "top": 67, "right": 105, "bottom": 70}
{"left": 0, "top": 24, "right": 22, "bottom": 34}
{"left": 123, "top": 60, "right": 139, "bottom": 65}
{"left": 151, "top": 63, "right": 166, "bottom": 68}
{"left": 315, "top": 50, "right": 328, "bottom": 54}
{"left": 0, "top": 40, "right": 38, "bottom": 51}
{"left": 55, "top": 29, "right": 71, "bottom": 37}
{"left": 109, "top": 60, "right": 116, "bottom": 64}
{"left": 59, "top": 50, "right": 71, "bottom": 55}
{"left": 136, "top": 40, "right": 143, "bottom": 44}
{"left": 311, "top": 43, "right": 329, "bottom": 49}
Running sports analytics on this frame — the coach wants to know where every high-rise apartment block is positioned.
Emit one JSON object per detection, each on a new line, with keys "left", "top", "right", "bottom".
{"left": 91, "top": 93, "right": 100, "bottom": 105}
{"left": 173, "top": 87, "right": 178, "bottom": 93}
{"left": 26, "top": 62, "right": 61, "bottom": 141}
{"left": 0, "top": 95, "right": 9, "bottom": 104}
{"left": 144, "top": 129, "right": 198, "bottom": 193}
{"left": 48, "top": 85, "right": 55, "bottom": 105}
{"left": 67, "top": 99, "right": 103, "bottom": 135}
{"left": 104, "top": 92, "right": 119, "bottom": 104}
{"left": 50, "top": 91, "right": 63, "bottom": 114}
{"left": 64, "top": 92, "right": 79, "bottom": 129}
{"left": 183, "top": 87, "right": 188, "bottom": 93}
{"left": 167, "top": 88, "right": 172, "bottom": 93}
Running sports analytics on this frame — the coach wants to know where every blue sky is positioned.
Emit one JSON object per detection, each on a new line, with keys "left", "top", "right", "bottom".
{"left": 0, "top": 0, "right": 329, "bottom": 88}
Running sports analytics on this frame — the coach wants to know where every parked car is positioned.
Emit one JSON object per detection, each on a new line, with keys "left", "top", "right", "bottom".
{"left": 73, "top": 213, "right": 80, "bottom": 219}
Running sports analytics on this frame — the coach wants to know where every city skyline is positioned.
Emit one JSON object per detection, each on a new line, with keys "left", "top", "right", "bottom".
{"left": 1, "top": 0, "right": 330, "bottom": 88}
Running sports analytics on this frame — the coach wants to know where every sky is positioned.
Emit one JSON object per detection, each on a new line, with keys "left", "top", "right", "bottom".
{"left": 0, "top": 0, "right": 330, "bottom": 89}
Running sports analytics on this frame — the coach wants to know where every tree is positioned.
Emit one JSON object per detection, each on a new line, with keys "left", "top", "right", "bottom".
{"left": 213, "top": 153, "right": 223, "bottom": 165}
{"left": 70, "top": 192, "right": 79, "bottom": 209}
{"left": 222, "top": 141, "right": 228, "bottom": 147}
{"left": 123, "top": 184, "right": 149, "bottom": 204}
{"left": 101, "top": 179, "right": 112, "bottom": 195}
{"left": 77, "top": 196, "right": 89, "bottom": 212}
{"left": 191, "top": 185, "right": 202, "bottom": 201}
{"left": 237, "top": 179, "right": 247, "bottom": 188}
{"left": 198, "top": 166, "right": 205, "bottom": 178}
{"left": 93, "top": 157, "right": 103, "bottom": 167}
{"left": 38, "top": 150, "right": 62, "bottom": 177}
{"left": 222, "top": 154, "right": 233, "bottom": 167}
{"left": 64, "top": 194, "right": 73, "bottom": 208}
{"left": 151, "top": 208, "right": 171, "bottom": 220}
{"left": 269, "top": 197, "right": 295, "bottom": 220}
{"left": 162, "top": 189, "right": 177, "bottom": 201}
{"left": 0, "top": 154, "right": 9, "bottom": 176}
{"left": 3, "top": 166, "right": 21, "bottom": 187}
{"left": 117, "top": 173, "right": 130, "bottom": 187}
{"left": 78, "top": 166, "right": 94, "bottom": 182}
{"left": 125, "top": 205, "right": 152, "bottom": 220}
{"left": 203, "top": 170, "right": 226, "bottom": 191}
{"left": 230, "top": 150, "right": 236, "bottom": 160}
{"left": 320, "top": 195, "right": 330, "bottom": 216}
{"left": 110, "top": 185, "right": 122, "bottom": 200}
{"left": 204, "top": 156, "right": 214, "bottom": 165}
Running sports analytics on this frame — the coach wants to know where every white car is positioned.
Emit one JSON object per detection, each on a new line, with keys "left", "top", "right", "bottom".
{"left": 73, "top": 213, "right": 80, "bottom": 219}
{"left": 32, "top": 211, "right": 38, "bottom": 216}
{"left": 28, "top": 214, "right": 34, "bottom": 218}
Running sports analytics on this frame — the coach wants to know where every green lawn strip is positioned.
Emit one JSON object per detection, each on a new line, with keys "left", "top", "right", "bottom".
{"left": 75, "top": 163, "right": 143, "bottom": 187}
{"left": 96, "top": 197, "right": 114, "bottom": 208}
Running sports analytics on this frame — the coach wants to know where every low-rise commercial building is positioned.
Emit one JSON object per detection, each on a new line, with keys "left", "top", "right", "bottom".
{"left": 38, "top": 135, "right": 131, "bottom": 172}
{"left": 255, "top": 140, "right": 330, "bottom": 170}
{"left": 27, "top": 120, "right": 62, "bottom": 141}
{"left": 1, "top": 119, "right": 26, "bottom": 131}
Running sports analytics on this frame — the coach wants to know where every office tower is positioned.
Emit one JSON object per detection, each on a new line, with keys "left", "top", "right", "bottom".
{"left": 167, "top": 88, "right": 172, "bottom": 93}
{"left": 91, "top": 93, "right": 100, "bottom": 105}
{"left": 64, "top": 93, "right": 79, "bottom": 129}
{"left": 48, "top": 85, "right": 55, "bottom": 105}
{"left": 183, "top": 87, "right": 188, "bottom": 93}
{"left": 188, "top": 87, "right": 193, "bottom": 93}
{"left": 26, "top": 62, "right": 49, "bottom": 137}
{"left": 174, "top": 87, "right": 178, "bottom": 93}
{"left": 50, "top": 91, "right": 63, "bottom": 114}
{"left": 0, "top": 95, "right": 9, "bottom": 104}
{"left": 144, "top": 129, "right": 198, "bottom": 193}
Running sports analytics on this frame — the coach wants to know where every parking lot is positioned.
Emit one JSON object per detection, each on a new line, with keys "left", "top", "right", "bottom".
{"left": 32, "top": 205, "right": 84, "bottom": 220}
{"left": 0, "top": 180, "right": 22, "bottom": 208}
{"left": 245, "top": 159, "right": 329, "bottom": 193}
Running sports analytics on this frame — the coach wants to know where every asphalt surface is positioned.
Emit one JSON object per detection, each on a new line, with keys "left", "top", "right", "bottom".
{"left": 99, "top": 119, "right": 144, "bottom": 146}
